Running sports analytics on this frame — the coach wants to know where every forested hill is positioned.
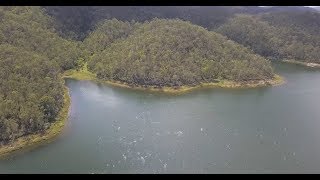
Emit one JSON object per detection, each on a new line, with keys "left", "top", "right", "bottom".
{"left": 0, "top": 6, "right": 317, "bottom": 146}
{"left": 216, "top": 11, "right": 320, "bottom": 63}
{"left": 86, "top": 19, "right": 275, "bottom": 87}
{"left": 43, "top": 6, "right": 239, "bottom": 40}
{"left": 43, "top": 6, "right": 320, "bottom": 64}
{"left": 0, "top": 7, "right": 80, "bottom": 144}
{"left": 0, "top": 7, "right": 81, "bottom": 70}
{"left": 43, "top": 6, "right": 319, "bottom": 41}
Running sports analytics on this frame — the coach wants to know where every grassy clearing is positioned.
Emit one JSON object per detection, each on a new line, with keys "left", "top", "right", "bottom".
{"left": 62, "top": 62, "right": 96, "bottom": 81}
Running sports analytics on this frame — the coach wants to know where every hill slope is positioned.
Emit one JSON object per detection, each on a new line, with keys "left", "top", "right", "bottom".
{"left": 216, "top": 12, "right": 320, "bottom": 64}
{"left": 87, "top": 19, "right": 276, "bottom": 88}
{"left": 43, "top": 6, "right": 268, "bottom": 40}
{"left": 0, "top": 7, "right": 78, "bottom": 145}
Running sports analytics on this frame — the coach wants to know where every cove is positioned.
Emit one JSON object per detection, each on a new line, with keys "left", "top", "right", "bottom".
{"left": 1, "top": 62, "right": 320, "bottom": 173}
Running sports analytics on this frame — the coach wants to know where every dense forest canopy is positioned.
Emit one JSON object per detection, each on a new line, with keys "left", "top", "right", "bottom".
{"left": 0, "top": 44, "right": 64, "bottom": 144}
{"left": 0, "top": 6, "right": 81, "bottom": 70}
{"left": 87, "top": 19, "right": 275, "bottom": 87}
{"left": 42, "top": 6, "right": 319, "bottom": 40}
{"left": 82, "top": 18, "right": 139, "bottom": 58}
{"left": 0, "top": 7, "right": 80, "bottom": 144}
{"left": 217, "top": 12, "right": 320, "bottom": 63}
{"left": 260, "top": 11, "right": 320, "bottom": 36}
{"left": 41, "top": 6, "right": 261, "bottom": 40}
{"left": 0, "top": 6, "right": 319, "bottom": 145}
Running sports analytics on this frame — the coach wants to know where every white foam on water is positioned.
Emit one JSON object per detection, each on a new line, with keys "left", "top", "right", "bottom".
{"left": 283, "top": 155, "right": 287, "bottom": 161}
{"left": 163, "top": 163, "right": 167, "bottom": 171}
{"left": 174, "top": 131, "right": 183, "bottom": 137}
{"left": 141, "top": 157, "right": 145, "bottom": 166}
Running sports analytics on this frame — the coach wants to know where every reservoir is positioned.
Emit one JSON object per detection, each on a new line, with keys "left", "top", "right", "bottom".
{"left": 1, "top": 62, "right": 320, "bottom": 173}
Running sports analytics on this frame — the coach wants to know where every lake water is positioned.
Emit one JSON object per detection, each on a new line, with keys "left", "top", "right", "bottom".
{"left": 1, "top": 62, "right": 320, "bottom": 173}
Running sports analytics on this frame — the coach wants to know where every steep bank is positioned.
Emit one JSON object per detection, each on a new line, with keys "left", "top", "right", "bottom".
{"left": 0, "top": 86, "right": 71, "bottom": 158}
{"left": 0, "top": 7, "right": 80, "bottom": 156}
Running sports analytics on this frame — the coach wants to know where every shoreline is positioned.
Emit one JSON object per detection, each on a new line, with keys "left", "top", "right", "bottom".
{"left": 63, "top": 69, "right": 285, "bottom": 94}
{"left": 0, "top": 85, "right": 71, "bottom": 158}
{"left": 0, "top": 69, "right": 284, "bottom": 158}
{"left": 282, "top": 60, "right": 320, "bottom": 68}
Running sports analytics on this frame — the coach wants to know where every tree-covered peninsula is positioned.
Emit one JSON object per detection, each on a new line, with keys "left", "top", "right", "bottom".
{"left": 0, "top": 7, "right": 79, "bottom": 153}
{"left": 84, "top": 19, "right": 280, "bottom": 89}
{"left": 2, "top": 5, "right": 320, "bottom": 157}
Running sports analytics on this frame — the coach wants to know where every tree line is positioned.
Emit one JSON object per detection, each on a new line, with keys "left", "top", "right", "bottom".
{"left": 0, "top": 6, "right": 319, "bottom": 144}
{"left": 216, "top": 12, "right": 320, "bottom": 63}
{"left": 86, "top": 19, "right": 275, "bottom": 87}
{"left": 0, "top": 7, "right": 81, "bottom": 144}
